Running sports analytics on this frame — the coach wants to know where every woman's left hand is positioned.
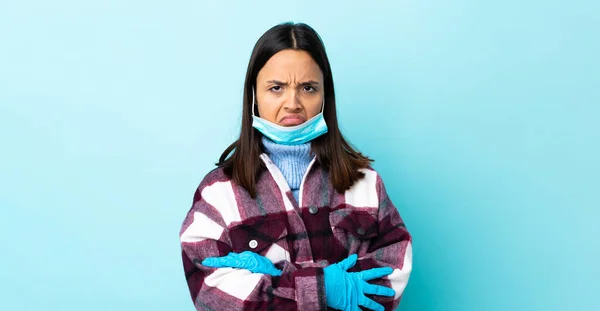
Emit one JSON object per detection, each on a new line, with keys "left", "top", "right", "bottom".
{"left": 202, "top": 251, "right": 283, "bottom": 276}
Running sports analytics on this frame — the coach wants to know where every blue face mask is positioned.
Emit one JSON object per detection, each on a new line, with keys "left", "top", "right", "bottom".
{"left": 251, "top": 87, "right": 328, "bottom": 145}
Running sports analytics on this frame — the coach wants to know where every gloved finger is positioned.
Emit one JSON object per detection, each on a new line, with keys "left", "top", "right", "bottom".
{"left": 350, "top": 303, "right": 362, "bottom": 311}
{"left": 361, "top": 282, "right": 395, "bottom": 297}
{"left": 231, "top": 257, "right": 250, "bottom": 269}
{"left": 266, "top": 266, "right": 283, "bottom": 276}
{"left": 201, "top": 256, "right": 231, "bottom": 268}
{"left": 202, "top": 253, "right": 247, "bottom": 269}
{"left": 358, "top": 295, "right": 385, "bottom": 311}
{"left": 356, "top": 267, "right": 393, "bottom": 281}
{"left": 237, "top": 251, "right": 259, "bottom": 268}
{"left": 238, "top": 251, "right": 256, "bottom": 259}
{"left": 335, "top": 254, "right": 358, "bottom": 271}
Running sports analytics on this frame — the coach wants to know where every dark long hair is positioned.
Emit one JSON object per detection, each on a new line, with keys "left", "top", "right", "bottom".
{"left": 217, "top": 22, "right": 373, "bottom": 198}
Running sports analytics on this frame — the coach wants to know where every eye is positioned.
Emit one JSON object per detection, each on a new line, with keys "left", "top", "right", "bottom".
{"left": 270, "top": 85, "right": 282, "bottom": 92}
{"left": 303, "top": 85, "right": 316, "bottom": 92}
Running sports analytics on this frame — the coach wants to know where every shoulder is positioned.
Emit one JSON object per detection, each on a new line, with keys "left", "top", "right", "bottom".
{"left": 364, "top": 166, "right": 390, "bottom": 193}
{"left": 194, "top": 166, "right": 232, "bottom": 195}
{"left": 354, "top": 166, "right": 384, "bottom": 189}
{"left": 343, "top": 166, "right": 387, "bottom": 208}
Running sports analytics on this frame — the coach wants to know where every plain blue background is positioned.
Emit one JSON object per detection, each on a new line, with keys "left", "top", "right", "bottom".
{"left": 1, "top": 1, "right": 598, "bottom": 310}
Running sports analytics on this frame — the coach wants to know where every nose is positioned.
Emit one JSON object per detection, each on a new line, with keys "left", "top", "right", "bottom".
{"left": 282, "top": 90, "right": 302, "bottom": 111}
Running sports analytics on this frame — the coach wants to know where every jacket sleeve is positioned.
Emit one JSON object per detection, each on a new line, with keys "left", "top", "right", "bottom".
{"left": 351, "top": 172, "right": 413, "bottom": 310}
{"left": 180, "top": 180, "right": 327, "bottom": 311}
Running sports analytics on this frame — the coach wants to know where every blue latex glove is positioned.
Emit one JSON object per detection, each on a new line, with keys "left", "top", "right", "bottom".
{"left": 201, "top": 251, "right": 282, "bottom": 276}
{"left": 323, "top": 254, "right": 395, "bottom": 311}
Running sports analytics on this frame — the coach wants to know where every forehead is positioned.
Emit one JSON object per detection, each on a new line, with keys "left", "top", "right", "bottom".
{"left": 257, "top": 49, "right": 323, "bottom": 82}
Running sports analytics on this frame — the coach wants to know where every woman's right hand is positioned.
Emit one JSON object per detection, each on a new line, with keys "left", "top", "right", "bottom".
{"left": 323, "top": 254, "right": 395, "bottom": 311}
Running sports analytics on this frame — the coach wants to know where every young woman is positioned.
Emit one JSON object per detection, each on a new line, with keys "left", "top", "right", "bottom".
{"left": 179, "top": 22, "right": 412, "bottom": 311}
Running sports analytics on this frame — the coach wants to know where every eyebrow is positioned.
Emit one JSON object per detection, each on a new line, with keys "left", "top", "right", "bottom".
{"left": 266, "top": 80, "right": 320, "bottom": 85}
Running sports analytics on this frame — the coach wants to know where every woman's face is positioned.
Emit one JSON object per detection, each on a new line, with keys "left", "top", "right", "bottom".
{"left": 255, "top": 49, "right": 324, "bottom": 126}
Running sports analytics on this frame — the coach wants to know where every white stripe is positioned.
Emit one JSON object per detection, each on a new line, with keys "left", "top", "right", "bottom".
{"left": 201, "top": 181, "right": 241, "bottom": 226}
{"left": 180, "top": 212, "right": 224, "bottom": 243}
{"left": 388, "top": 242, "right": 413, "bottom": 299}
{"left": 260, "top": 154, "right": 296, "bottom": 211}
{"left": 345, "top": 168, "right": 379, "bottom": 208}
{"left": 264, "top": 242, "right": 291, "bottom": 263}
{"left": 204, "top": 268, "right": 263, "bottom": 300}
{"left": 298, "top": 156, "right": 317, "bottom": 208}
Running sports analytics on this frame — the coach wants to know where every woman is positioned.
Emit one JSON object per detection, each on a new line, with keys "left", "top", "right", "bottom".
{"left": 179, "top": 22, "right": 412, "bottom": 311}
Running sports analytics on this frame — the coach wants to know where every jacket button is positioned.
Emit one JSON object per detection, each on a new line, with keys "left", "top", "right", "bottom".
{"left": 308, "top": 206, "right": 318, "bottom": 215}
{"left": 249, "top": 239, "right": 258, "bottom": 248}
{"left": 356, "top": 228, "right": 365, "bottom": 235}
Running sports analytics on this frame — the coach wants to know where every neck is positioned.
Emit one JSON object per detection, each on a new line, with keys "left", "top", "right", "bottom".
{"left": 261, "top": 136, "right": 313, "bottom": 200}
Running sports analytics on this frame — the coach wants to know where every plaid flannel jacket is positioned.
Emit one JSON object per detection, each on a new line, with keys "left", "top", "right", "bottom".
{"left": 180, "top": 154, "right": 413, "bottom": 310}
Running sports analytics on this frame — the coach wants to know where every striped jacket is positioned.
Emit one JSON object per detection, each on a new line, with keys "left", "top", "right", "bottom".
{"left": 180, "top": 153, "right": 413, "bottom": 310}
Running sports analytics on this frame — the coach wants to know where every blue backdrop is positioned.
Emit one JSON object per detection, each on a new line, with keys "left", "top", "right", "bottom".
{"left": 1, "top": 1, "right": 598, "bottom": 310}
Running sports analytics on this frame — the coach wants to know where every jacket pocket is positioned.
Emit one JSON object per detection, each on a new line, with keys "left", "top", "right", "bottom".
{"left": 329, "top": 207, "right": 379, "bottom": 257}
{"left": 229, "top": 219, "right": 291, "bottom": 263}
{"left": 329, "top": 208, "right": 379, "bottom": 239}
